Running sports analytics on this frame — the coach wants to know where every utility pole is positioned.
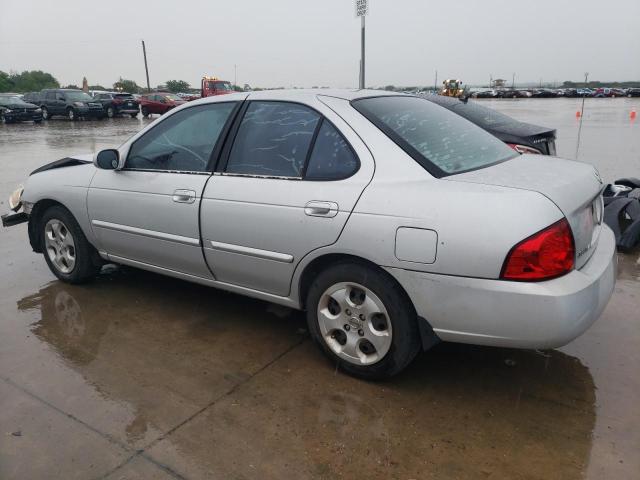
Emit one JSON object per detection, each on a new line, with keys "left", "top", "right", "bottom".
{"left": 434, "top": 70, "right": 438, "bottom": 93}
{"left": 512, "top": 72, "right": 515, "bottom": 89}
{"left": 356, "top": 0, "right": 368, "bottom": 89}
{"left": 141, "top": 40, "right": 151, "bottom": 93}
{"left": 234, "top": 64, "right": 237, "bottom": 89}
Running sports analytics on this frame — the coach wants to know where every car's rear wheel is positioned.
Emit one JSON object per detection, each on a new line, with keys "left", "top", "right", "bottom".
{"left": 141, "top": 106, "right": 149, "bottom": 118}
{"left": 130, "top": 113, "right": 138, "bottom": 118}
{"left": 40, "top": 206, "right": 101, "bottom": 284}
{"left": 41, "top": 107, "right": 50, "bottom": 120}
{"left": 106, "top": 106, "right": 115, "bottom": 118}
{"left": 66, "top": 108, "right": 76, "bottom": 121}
{"left": 306, "top": 262, "right": 421, "bottom": 379}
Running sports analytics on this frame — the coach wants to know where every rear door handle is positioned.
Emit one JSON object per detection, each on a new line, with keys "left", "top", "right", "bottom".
{"left": 304, "top": 201, "right": 338, "bottom": 217}
{"left": 172, "top": 189, "right": 196, "bottom": 204}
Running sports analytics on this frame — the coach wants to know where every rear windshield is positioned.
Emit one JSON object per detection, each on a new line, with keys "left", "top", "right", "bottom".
{"left": 114, "top": 93, "right": 133, "bottom": 99}
{"left": 352, "top": 96, "right": 517, "bottom": 176}
{"left": 64, "top": 91, "right": 94, "bottom": 102}
{"left": 426, "top": 95, "right": 516, "bottom": 128}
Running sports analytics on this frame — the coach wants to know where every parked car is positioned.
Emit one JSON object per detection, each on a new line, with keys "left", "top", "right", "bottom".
{"left": 0, "top": 95, "right": 43, "bottom": 124}
{"left": 2, "top": 90, "right": 615, "bottom": 379}
{"left": 626, "top": 88, "right": 640, "bottom": 97}
{"left": 139, "top": 92, "right": 186, "bottom": 117}
{"left": 531, "top": 89, "right": 557, "bottom": 98}
{"left": 92, "top": 92, "right": 140, "bottom": 118}
{"left": 22, "top": 91, "right": 42, "bottom": 105}
{"left": 39, "top": 89, "right": 105, "bottom": 120}
{"left": 426, "top": 95, "right": 557, "bottom": 154}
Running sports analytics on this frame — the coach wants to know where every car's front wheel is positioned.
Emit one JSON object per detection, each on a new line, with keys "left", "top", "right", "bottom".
{"left": 130, "top": 113, "right": 138, "bottom": 118}
{"left": 40, "top": 206, "right": 101, "bottom": 284}
{"left": 306, "top": 262, "right": 421, "bottom": 379}
{"left": 41, "top": 107, "right": 50, "bottom": 120}
{"left": 141, "top": 106, "right": 149, "bottom": 118}
{"left": 106, "top": 106, "right": 115, "bottom": 118}
{"left": 66, "top": 108, "right": 76, "bottom": 121}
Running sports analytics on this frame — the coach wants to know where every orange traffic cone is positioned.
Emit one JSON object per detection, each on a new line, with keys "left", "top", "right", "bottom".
{"left": 576, "top": 110, "right": 581, "bottom": 118}
{"left": 631, "top": 108, "right": 637, "bottom": 120}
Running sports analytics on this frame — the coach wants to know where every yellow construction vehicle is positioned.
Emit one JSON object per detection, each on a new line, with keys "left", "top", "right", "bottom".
{"left": 440, "top": 79, "right": 465, "bottom": 97}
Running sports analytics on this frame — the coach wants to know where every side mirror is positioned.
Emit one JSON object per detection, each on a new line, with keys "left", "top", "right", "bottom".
{"left": 94, "top": 149, "right": 120, "bottom": 170}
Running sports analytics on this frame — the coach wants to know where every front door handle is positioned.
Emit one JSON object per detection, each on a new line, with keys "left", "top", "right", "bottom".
{"left": 172, "top": 189, "right": 196, "bottom": 204}
{"left": 304, "top": 201, "right": 338, "bottom": 218}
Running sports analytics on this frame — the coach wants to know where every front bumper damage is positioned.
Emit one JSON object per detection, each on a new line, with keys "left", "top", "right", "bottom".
{"left": 1, "top": 211, "right": 28, "bottom": 227}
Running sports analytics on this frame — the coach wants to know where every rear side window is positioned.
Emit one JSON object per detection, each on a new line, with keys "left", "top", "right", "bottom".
{"left": 305, "top": 120, "right": 359, "bottom": 180}
{"left": 226, "top": 101, "right": 320, "bottom": 177}
{"left": 352, "top": 96, "right": 517, "bottom": 176}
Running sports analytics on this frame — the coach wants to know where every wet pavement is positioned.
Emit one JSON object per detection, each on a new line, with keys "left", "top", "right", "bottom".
{"left": 1, "top": 101, "right": 639, "bottom": 479}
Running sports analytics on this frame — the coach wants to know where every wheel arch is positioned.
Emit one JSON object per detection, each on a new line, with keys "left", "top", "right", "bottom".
{"left": 297, "top": 252, "right": 440, "bottom": 351}
{"left": 28, "top": 199, "right": 68, "bottom": 252}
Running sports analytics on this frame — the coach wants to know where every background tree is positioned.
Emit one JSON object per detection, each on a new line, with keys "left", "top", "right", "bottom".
{"left": 165, "top": 80, "right": 191, "bottom": 93}
{"left": 113, "top": 78, "right": 141, "bottom": 94}
{"left": 0, "top": 71, "right": 13, "bottom": 92}
{"left": 62, "top": 84, "right": 80, "bottom": 90}
{"left": 89, "top": 85, "right": 107, "bottom": 91}
{"left": 0, "top": 70, "right": 59, "bottom": 92}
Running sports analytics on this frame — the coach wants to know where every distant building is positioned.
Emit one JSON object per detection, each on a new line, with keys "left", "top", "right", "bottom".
{"left": 82, "top": 77, "right": 88, "bottom": 92}
{"left": 491, "top": 78, "right": 507, "bottom": 88}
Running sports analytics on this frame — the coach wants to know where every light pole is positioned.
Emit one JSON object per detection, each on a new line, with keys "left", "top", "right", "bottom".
{"left": 355, "top": 0, "right": 368, "bottom": 89}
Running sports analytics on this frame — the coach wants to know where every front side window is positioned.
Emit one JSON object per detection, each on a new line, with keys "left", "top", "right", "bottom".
{"left": 226, "top": 101, "right": 320, "bottom": 177}
{"left": 305, "top": 120, "right": 359, "bottom": 180}
{"left": 126, "top": 102, "right": 236, "bottom": 172}
{"left": 352, "top": 96, "right": 517, "bottom": 176}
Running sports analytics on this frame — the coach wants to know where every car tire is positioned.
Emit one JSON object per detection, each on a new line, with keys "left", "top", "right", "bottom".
{"left": 141, "top": 106, "right": 149, "bottom": 118}
{"left": 40, "top": 205, "right": 101, "bottom": 284}
{"left": 306, "top": 262, "right": 421, "bottom": 380}
{"left": 130, "top": 113, "right": 138, "bottom": 118}
{"left": 41, "top": 107, "right": 50, "bottom": 120}
{"left": 106, "top": 106, "right": 115, "bottom": 118}
{"left": 66, "top": 108, "right": 76, "bottom": 121}
{"left": 34, "top": 119, "right": 42, "bottom": 124}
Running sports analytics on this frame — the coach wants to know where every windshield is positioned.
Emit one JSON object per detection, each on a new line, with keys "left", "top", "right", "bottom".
{"left": 114, "top": 93, "right": 133, "bottom": 99}
{"left": 210, "top": 81, "right": 232, "bottom": 91}
{"left": 64, "top": 91, "right": 94, "bottom": 102}
{"left": 0, "top": 96, "right": 26, "bottom": 105}
{"left": 163, "top": 93, "right": 182, "bottom": 101}
{"left": 352, "top": 96, "right": 517, "bottom": 176}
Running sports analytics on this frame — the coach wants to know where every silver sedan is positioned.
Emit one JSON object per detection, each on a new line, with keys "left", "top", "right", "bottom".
{"left": 2, "top": 90, "right": 616, "bottom": 379}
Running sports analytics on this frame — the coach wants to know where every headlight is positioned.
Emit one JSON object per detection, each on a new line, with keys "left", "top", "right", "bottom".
{"left": 8, "top": 185, "right": 24, "bottom": 212}
{"left": 35, "top": 108, "right": 42, "bottom": 113}
{"left": 74, "top": 102, "right": 85, "bottom": 107}
{"left": 4, "top": 109, "right": 12, "bottom": 113}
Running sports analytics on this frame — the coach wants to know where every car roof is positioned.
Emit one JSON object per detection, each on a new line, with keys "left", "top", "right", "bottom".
{"left": 193, "top": 88, "right": 401, "bottom": 106}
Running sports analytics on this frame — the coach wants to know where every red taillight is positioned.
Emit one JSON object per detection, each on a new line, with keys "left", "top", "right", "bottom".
{"left": 501, "top": 219, "right": 575, "bottom": 281}
{"left": 507, "top": 143, "right": 542, "bottom": 155}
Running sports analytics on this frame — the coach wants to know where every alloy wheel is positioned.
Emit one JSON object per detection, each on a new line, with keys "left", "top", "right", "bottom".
{"left": 317, "top": 282, "right": 392, "bottom": 366}
{"left": 44, "top": 219, "right": 76, "bottom": 274}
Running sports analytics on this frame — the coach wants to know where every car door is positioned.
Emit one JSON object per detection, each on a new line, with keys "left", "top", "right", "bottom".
{"left": 87, "top": 100, "right": 241, "bottom": 278}
{"left": 200, "top": 96, "right": 374, "bottom": 296}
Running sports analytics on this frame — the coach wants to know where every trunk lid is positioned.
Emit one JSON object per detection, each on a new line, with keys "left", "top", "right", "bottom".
{"left": 447, "top": 154, "right": 605, "bottom": 269}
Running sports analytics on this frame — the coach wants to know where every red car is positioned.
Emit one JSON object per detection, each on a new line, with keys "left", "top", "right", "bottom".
{"left": 139, "top": 92, "right": 186, "bottom": 117}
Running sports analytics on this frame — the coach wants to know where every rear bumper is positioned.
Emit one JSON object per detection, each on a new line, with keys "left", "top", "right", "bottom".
{"left": 388, "top": 224, "right": 617, "bottom": 349}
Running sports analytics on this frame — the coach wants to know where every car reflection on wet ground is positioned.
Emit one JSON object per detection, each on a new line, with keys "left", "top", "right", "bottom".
{"left": 1, "top": 99, "right": 639, "bottom": 479}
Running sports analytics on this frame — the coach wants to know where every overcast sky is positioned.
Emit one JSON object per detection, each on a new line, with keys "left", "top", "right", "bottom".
{"left": 1, "top": 0, "right": 638, "bottom": 89}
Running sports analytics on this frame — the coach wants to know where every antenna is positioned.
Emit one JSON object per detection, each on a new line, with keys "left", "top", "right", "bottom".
{"left": 575, "top": 72, "right": 589, "bottom": 160}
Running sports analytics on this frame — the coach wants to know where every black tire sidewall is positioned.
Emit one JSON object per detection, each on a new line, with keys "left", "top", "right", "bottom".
{"left": 107, "top": 106, "right": 114, "bottom": 118}
{"left": 306, "top": 262, "right": 420, "bottom": 380}
{"left": 40, "top": 206, "right": 99, "bottom": 284}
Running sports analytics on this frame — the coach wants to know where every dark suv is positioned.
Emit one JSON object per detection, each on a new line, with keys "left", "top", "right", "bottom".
{"left": 40, "top": 89, "right": 105, "bottom": 120}
{"left": 92, "top": 92, "right": 140, "bottom": 118}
